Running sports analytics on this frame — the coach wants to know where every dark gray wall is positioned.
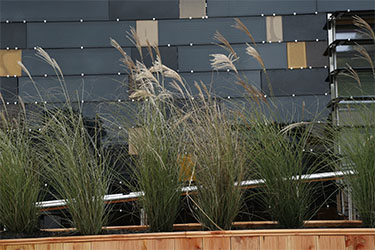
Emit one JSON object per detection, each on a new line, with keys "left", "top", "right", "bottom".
{"left": 1, "top": 0, "right": 373, "bottom": 127}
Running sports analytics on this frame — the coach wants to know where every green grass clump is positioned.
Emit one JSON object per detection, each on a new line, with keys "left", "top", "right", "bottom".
{"left": 245, "top": 117, "right": 324, "bottom": 228}
{"left": 184, "top": 86, "right": 248, "bottom": 230}
{"left": 338, "top": 104, "right": 375, "bottom": 227}
{"left": 112, "top": 38, "right": 185, "bottom": 232}
{"left": 0, "top": 112, "right": 42, "bottom": 233}
{"left": 39, "top": 107, "right": 112, "bottom": 235}
{"left": 335, "top": 16, "right": 375, "bottom": 227}
{"left": 129, "top": 102, "right": 184, "bottom": 232}
{"left": 18, "top": 47, "right": 113, "bottom": 235}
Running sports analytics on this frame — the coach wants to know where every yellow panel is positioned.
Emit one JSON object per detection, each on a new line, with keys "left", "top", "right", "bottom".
{"left": 318, "top": 236, "right": 345, "bottom": 250}
{"left": 35, "top": 244, "right": 63, "bottom": 250}
{"left": 260, "top": 236, "right": 288, "bottom": 250}
{"left": 63, "top": 243, "right": 91, "bottom": 250}
{"left": 232, "top": 236, "right": 260, "bottom": 250}
{"left": 175, "top": 238, "right": 203, "bottom": 250}
{"left": 203, "top": 237, "right": 230, "bottom": 250}
{"left": 136, "top": 20, "right": 158, "bottom": 47}
{"left": 289, "top": 236, "right": 317, "bottom": 250}
{"left": 178, "top": 153, "right": 195, "bottom": 182}
{"left": 266, "top": 16, "right": 283, "bottom": 42}
{"left": 0, "top": 50, "right": 22, "bottom": 77}
{"left": 179, "top": 0, "right": 206, "bottom": 19}
{"left": 6, "top": 245, "right": 34, "bottom": 250}
{"left": 128, "top": 127, "right": 143, "bottom": 155}
{"left": 287, "top": 42, "right": 307, "bottom": 69}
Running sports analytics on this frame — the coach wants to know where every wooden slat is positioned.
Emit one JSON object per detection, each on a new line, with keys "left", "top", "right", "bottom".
{"left": 143, "top": 239, "right": 174, "bottom": 250}
{"left": 231, "top": 236, "right": 259, "bottom": 250}
{"left": 289, "top": 236, "right": 317, "bottom": 250}
{"left": 234, "top": 220, "right": 362, "bottom": 229}
{"left": 5, "top": 245, "right": 34, "bottom": 250}
{"left": 174, "top": 238, "right": 202, "bottom": 250}
{"left": 41, "top": 220, "right": 363, "bottom": 233}
{"left": 304, "top": 220, "right": 362, "bottom": 228}
{"left": 34, "top": 244, "right": 63, "bottom": 250}
{"left": 173, "top": 223, "right": 202, "bottom": 231}
{"left": 42, "top": 225, "right": 149, "bottom": 233}
{"left": 318, "top": 236, "right": 345, "bottom": 250}
{"left": 232, "top": 221, "right": 277, "bottom": 229}
{"left": 103, "top": 225, "right": 149, "bottom": 231}
{"left": 1, "top": 235, "right": 375, "bottom": 250}
{"left": 345, "top": 235, "right": 375, "bottom": 250}
{"left": 260, "top": 236, "right": 288, "bottom": 250}
{"left": 203, "top": 237, "right": 230, "bottom": 250}
{"left": 63, "top": 243, "right": 91, "bottom": 250}
{"left": 2, "top": 229, "right": 375, "bottom": 246}
{"left": 92, "top": 240, "right": 143, "bottom": 250}
{"left": 92, "top": 241, "right": 121, "bottom": 250}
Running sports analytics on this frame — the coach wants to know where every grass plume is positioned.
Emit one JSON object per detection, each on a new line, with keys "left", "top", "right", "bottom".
{"left": 353, "top": 15, "right": 375, "bottom": 41}
{"left": 113, "top": 37, "right": 185, "bottom": 232}
{"left": 233, "top": 18, "right": 257, "bottom": 46}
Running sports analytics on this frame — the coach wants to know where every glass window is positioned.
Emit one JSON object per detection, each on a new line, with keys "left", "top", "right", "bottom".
{"left": 336, "top": 44, "right": 375, "bottom": 69}
{"left": 337, "top": 71, "right": 375, "bottom": 97}
{"left": 337, "top": 102, "right": 375, "bottom": 126}
{"left": 335, "top": 13, "right": 375, "bottom": 40}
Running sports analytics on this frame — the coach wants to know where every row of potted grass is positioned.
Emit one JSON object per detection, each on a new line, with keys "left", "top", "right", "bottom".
{"left": 112, "top": 20, "right": 374, "bottom": 232}
{"left": 0, "top": 96, "right": 373, "bottom": 236}
{"left": 0, "top": 16, "right": 373, "bottom": 237}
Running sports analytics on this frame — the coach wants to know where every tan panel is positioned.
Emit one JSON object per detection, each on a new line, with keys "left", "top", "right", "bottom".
{"left": 345, "top": 235, "right": 375, "bottom": 250}
{"left": 92, "top": 240, "right": 143, "bottom": 250}
{"left": 318, "top": 236, "right": 345, "bottom": 250}
{"left": 260, "top": 236, "right": 288, "bottom": 250}
{"left": 35, "top": 244, "right": 63, "bottom": 250}
{"left": 6, "top": 245, "right": 34, "bottom": 250}
{"left": 128, "top": 127, "right": 143, "bottom": 155}
{"left": 179, "top": 0, "right": 206, "bottom": 19}
{"left": 143, "top": 239, "right": 173, "bottom": 250}
{"left": 287, "top": 42, "right": 307, "bottom": 69}
{"left": 0, "top": 50, "right": 22, "bottom": 76}
{"left": 175, "top": 238, "right": 202, "bottom": 250}
{"left": 232, "top": 236, "right": 260, "bottom": 250}
{"left": 203, "top": 237, "right": 230, "bottom": 250}
{"left": 136, "top": 20, "right": 158, "bottom": 47}
{"left": 63, "top": 243, "right": 91, "bottom": 250}
{"left": 289, "top": 236, "right": 317, "bottom": 250}
{"left": 178, "top": 153, "right": 195, "bottom": 182}
{"left": 266, "top": 16, "right": 283, "bottom": 42}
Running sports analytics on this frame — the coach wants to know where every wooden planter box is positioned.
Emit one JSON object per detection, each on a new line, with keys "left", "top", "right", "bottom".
{"left": 1, "top": 228, "right": 375, "bottom": 250}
